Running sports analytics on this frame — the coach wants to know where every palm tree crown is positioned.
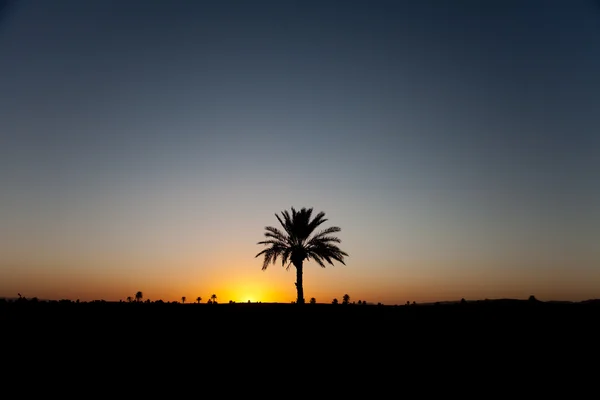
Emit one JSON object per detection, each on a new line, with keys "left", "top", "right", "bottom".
{"left": 256, "top": 207, "right": 348, "bottom": 304}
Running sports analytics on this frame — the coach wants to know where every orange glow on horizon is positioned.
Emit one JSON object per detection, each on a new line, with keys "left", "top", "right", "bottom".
{"left": 2, "top": 256, "right": 599, "bottom": 304}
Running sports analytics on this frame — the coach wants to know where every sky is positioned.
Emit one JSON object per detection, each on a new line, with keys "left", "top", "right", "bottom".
{"left": 1, "top": 0, "right": 599, "bottom": 304}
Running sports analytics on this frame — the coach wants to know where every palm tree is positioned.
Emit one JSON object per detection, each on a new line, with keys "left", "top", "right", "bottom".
{"left": 181, "top": 296, "right": 186, "bottom": 304}
{"left": 196, "top": 296, "right": 202, "bottom": 304}
{"left": 309, "top": 297, "right": 316, "bottom": 304}
{"left": 135, "top": 291, "right": 143, "bottom": 303}
{"left": 342, "top": 294, "right": 350, "bottom": 305}
{"left": 211, "top": 294, "right": 217, "bottom": 304}
{"left": 332, "top": 298, "right": 338, "bottom": 305}
{"left": 256, "top": 207, "right": 348, "bottom": 304}
{"left": 126, "top": 296, "right": 132, "bottom": 303}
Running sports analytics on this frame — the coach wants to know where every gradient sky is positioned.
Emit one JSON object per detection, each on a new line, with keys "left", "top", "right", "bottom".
{"left": 1, "top": 0, "right": 599, "bottom": 304}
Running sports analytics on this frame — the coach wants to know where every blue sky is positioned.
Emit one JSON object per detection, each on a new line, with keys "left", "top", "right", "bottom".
{"left": 1, "top": 0, "right": 599, "bottom": 303}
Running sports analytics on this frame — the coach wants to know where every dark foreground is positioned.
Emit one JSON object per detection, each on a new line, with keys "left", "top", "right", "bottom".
{"left": 4, "top": 298, "right": 599, "bottom": 338}
{"left": 2, "top": 299, "right": 599, "bottom": 391}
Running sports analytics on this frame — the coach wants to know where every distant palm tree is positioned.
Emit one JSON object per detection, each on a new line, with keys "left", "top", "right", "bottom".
{"left": 181, "top": 296, "right": 186, "bottom": 304}
{"left": 211, "top": 294, "right": 217, "bottom": 303}
{"left": 332, "top": 298, "right": 338, "bottom": 305}
{"left": 342, "top": 294, "right": 350, "bottom": 305}
{"left": 135, "top": 291, "right": 143, "bottom": 303}
{"left": 127, "top": 296, "right": 132, "bottom": 303}
{"left": 256, "top": 207, "right": 348, "bottom": 304}
{"left": 196, "top": 296, "right": 202, "bottom": 304}
{"left": 309, "top": 297, "right": 316, "bottom": 304}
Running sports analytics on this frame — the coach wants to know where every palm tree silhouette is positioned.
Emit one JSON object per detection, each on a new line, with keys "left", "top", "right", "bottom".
{"left": 256, "top": 207, "right": 348, "bottom": 304}
{"left": 309, "top": 297, "right": 316, "bottom": 304}
{"left": 211, "top": 294, "right": 217, "bottom": 303}
{"left": 181, "top": 296, "right": 186, "bottom": 304}
{"left": 196, "top": 296, "right": 202, "bottom": 304}
{"left": 135, "top": 291, "right": 143, "bottom": 303}
{"left": 126, "top": 296, "right": 132, "bottom": 303}
{"left": 342, "top": 294, "right": 350, "bottom": 304}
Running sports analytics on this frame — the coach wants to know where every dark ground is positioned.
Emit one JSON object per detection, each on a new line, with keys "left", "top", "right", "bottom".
{"left": 3, "top": 298, "right": 598, "bottom": 341}
{"left": 2, "top": 298, "right": 598, "bottom": 393}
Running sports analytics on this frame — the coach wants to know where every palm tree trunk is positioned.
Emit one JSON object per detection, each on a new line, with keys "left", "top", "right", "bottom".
{"left": 295, "top": 262, "right": 304, "bottom": 304}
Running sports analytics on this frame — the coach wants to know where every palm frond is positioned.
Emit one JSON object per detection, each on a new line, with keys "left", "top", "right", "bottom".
{"left": 281, "top": 246, "right": 293, "bottom": 269}
{"left": 256, "top": 246, "right": 285, "bottom": 270}
{"left": 263, "top": 226, "right": 288, "bottom": 243}
{"left": 307, "top": 253, "right": 327, "bottom": 268}
{"left": 309, "top": 226, "right": 341, "bottom": 242}
{"left": 307, "top": 211, "right": 327, "bottom": 234}
{"left": 306, "top": 242, "right": 348, "bottom": 266}
{"left": 275, "top": 212, "right": 289, "bottom": 235}
{"left": 308, "top": 235, "right": 341, "bottom": 245}
{"left": 257, "top": 207, "right": 347, "bottom": 272}
{"left": 285, "top": 207, "right": 323, "bottom": 243}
